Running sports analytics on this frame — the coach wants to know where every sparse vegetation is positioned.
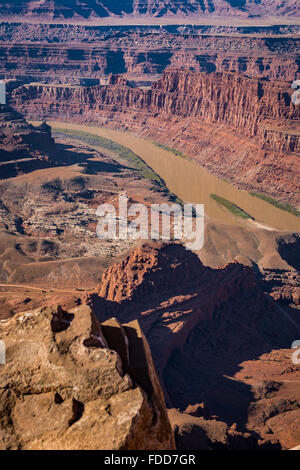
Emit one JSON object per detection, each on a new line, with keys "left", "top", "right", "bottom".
{"left": 53, "top": 129, "right": 165, "bottom": 187}
{"left": 250, "top": 192, "right": 300, "bottom": 218}
{"left": 152, "top": 141, "right": 187, "bottom": 159}
{"left": 210, "top": 194, "right": 254, "bottom": 220}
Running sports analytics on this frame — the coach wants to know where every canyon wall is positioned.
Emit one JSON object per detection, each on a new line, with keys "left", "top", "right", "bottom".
{"left": 0, "top": 0, "right": 298, "bottom": 20}
{"left": 9, "top": 69, "right": 300, "bottom": 206}
{"left": 0, "top": 43, "right": 298, "bottom": 82}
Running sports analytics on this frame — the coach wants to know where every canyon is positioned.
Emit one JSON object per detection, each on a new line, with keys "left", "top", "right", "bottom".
{"left": 0, "top": 97, "right": 299, "bottom": 450}
{"left": 9, "top": 69, "right": 300, "bottom": 208}
{"left": 0, "top": 104, "right": 57, "bottom": 178}
{"left": 0, "top": 117, "right": 183, "bottom": 318}
{"left": 0, "top": 23, "right": 299, "bottom": 83}
{"left": 0, "top": 4, "right": 299, "bottom": 451}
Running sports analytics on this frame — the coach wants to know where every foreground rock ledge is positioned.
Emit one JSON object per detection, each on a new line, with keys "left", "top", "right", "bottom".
{"left": 0, "top": 305, "right": 175, "bottom": 450}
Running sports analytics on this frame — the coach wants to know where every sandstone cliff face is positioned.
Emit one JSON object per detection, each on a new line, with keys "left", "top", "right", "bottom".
{"left": 11, "top": 70, "right": 300, "bottom": 154}
{"left": 0, "top": 304, "right": 175, "bottom": 450}
{"left": 0, "top": 31, "right": 298, "bottom": 82}
{"left": 0, "top": 104, "right": 56, "bottom": 178}
{"left": 10, "top": 69, "right": 300, "bottom": 206}
{"left": 152, "top": 71, "right": 299, "bottom": 152}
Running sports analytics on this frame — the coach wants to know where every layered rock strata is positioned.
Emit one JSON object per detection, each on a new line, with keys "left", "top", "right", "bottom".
{"left": 0, "top": 32, "right": 299, "bottom": 82}
{"left": 0, "top": 0, "right": 298, "bottom": 20}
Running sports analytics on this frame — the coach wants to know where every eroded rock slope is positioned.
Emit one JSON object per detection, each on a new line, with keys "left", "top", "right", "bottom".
{"left": 10, "top": 70, "right": 300, "bottom": 206}
{"left": 0, "top": 104, "right": 56, "bottom": 179}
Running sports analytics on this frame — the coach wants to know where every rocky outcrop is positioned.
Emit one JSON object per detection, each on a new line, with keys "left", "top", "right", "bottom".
{"left": 0, "top": 104, "right": 56, "bottom": 178}
{"left": 99, "top": 241, "right": 205, "bottom": 304}
{"left": 0, "top": 304, "right": 175, "bottom": 450}
{"left": 10, "top": 69, "right": 300, "bottom": 206}
{"left": 85, "top": 241, "right": 300, "bottom": 449}
{"left": 87, "top": 242, "right": 284, "bottom": 377}
{"left": 0, "top": 0, "right": 298, "bottom": 20}
{"left": 168, "top": 408, "right": 281, "bottom": 450}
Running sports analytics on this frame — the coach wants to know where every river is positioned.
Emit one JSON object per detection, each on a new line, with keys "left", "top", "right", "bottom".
{"left": 42, "top": 122, "right": 300, "bottom": 232}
